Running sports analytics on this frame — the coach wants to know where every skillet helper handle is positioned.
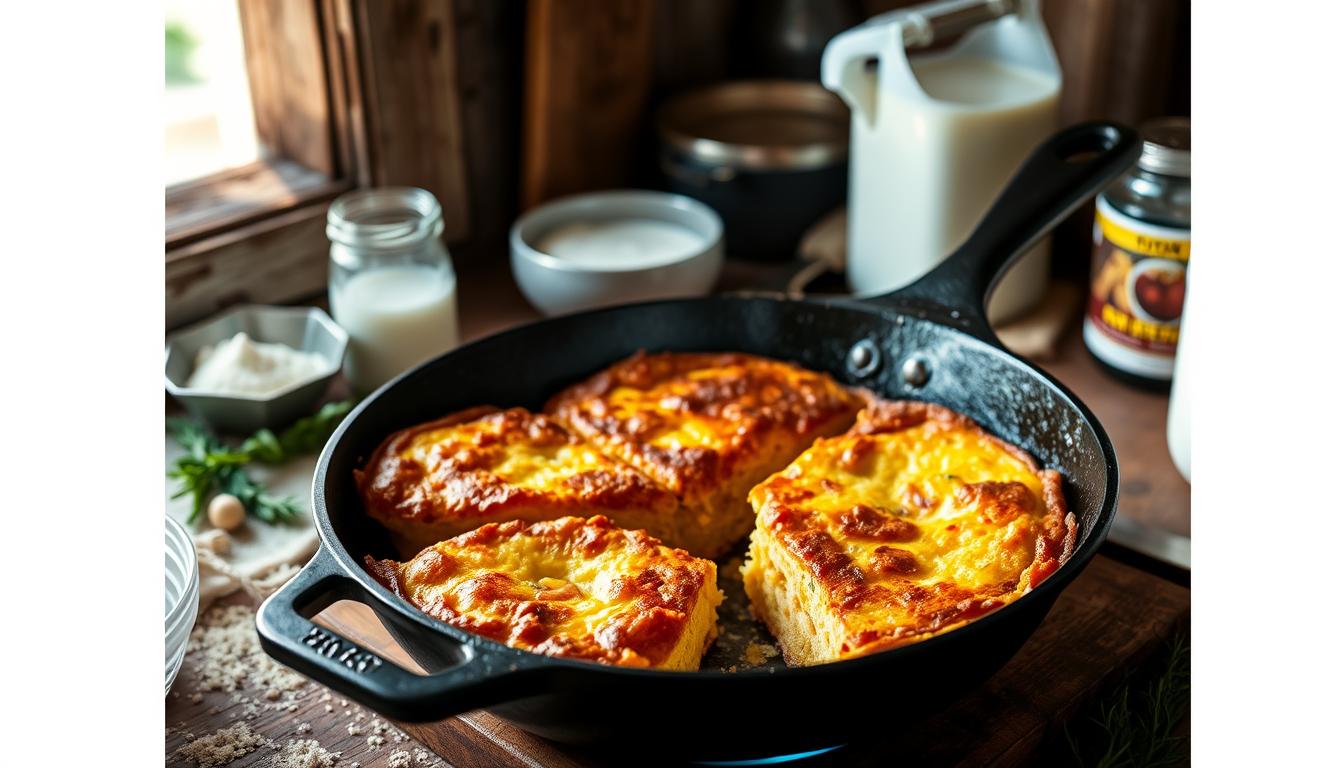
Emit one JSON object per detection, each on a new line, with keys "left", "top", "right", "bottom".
{"left": 897, "top": 121, "right": 1142, "bottom": 330}
{"left": 256, "top": 548, "right": 545, "bottom": 722}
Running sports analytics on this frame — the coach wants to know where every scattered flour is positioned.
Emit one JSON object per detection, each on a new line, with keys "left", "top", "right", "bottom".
{"left": 173, "top": 722, "right": 269, "bottom": 767}
{"left": 172, "top": 603, "right": 443, "bottom": 767}
{"left": 272, "top": 738, "right": 339, "bottom": 768}
{"left": 188, "top": 604, "right": 308, "bottom": 705}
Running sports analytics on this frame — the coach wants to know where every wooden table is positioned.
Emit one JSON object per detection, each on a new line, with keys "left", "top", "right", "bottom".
{"left": 166, "top": 262, "right": 1190, "bottom": 766}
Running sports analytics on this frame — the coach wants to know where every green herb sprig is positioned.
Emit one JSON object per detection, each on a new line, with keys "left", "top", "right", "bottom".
{"left": 239, "top": 400, "right": 356, "bottom": 463}
{"left": 167, "top": 400, "right": 354, "bottom": 524}
{"left": 1064, "top": 630, "right": 1190, "bottom": 767}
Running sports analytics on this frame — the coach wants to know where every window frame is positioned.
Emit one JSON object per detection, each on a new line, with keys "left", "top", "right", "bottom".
{"left": 165, "top": 0, "right": 473, "bottom": 330}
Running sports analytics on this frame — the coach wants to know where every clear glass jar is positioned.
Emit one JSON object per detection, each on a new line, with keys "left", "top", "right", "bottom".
{"left": 327, "top": 187, "right": 460, "bottom": 395}
{"left": 1084, "top": 118, "right": 1190, "bottom": 387}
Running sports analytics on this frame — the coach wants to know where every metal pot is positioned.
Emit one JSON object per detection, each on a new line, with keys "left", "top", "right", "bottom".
{"left": 657, "top": 80, "right": 849, "bottom": 262}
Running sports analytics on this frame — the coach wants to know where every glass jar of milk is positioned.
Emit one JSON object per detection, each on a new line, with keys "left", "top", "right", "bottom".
{"left": 327, "top": 187, "right": 460, "bottom": 395}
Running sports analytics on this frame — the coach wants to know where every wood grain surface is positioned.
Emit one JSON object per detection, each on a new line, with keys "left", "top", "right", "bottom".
{"left": 521, "top": 0, "right": 655, "bottom": 209}
{"left": 239, "top": 0, "right": 336, "bottom": 178}
{"left": 349, "top": 0, "right": 472, "bottom": 243}
{"left": 165, "top": 591, "right": 450, "bottom": 768}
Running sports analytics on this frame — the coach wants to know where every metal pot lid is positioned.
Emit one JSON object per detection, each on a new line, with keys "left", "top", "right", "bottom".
{"left": 657, "top": 80, "right": 849, "bottom": 172}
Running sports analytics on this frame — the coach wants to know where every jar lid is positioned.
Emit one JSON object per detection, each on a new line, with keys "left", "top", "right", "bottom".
{"left": 1137, "top": 117, "right": 1190, "bottom": 177}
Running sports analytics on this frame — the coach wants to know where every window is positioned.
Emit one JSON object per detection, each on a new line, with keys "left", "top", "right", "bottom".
{"left": 165, "top": 0, "right": 478, "bottom": 330}
{"left": 164, "top": 1, "right": 260, "bottom": 185}
{"left": 165, "top": 1, "right": 355, "bottom": 329}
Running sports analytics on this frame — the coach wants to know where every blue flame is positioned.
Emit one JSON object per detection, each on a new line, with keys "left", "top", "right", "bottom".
{"left": 695, "top": 745, "right": 843, "bottom": 766}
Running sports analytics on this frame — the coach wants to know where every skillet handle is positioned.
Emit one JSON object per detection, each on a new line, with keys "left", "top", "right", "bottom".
{"left": 879, "top": 121, "right": 1142, "bottom": 337}
{"left": 256, "top": 547, "right": 547, "bottom": 722}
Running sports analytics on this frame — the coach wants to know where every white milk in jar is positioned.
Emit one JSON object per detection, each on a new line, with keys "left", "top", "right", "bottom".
{"left": 823, "top": 0, "right": 1060, "bottom": 322}
{"left": 329, "top": 264, "right": 459, "bottom": 393}
{"left": 327, "top": 188, "right": 461, "bottom": 395}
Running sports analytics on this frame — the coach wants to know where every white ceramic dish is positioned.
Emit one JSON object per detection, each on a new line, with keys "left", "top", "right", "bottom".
{"left": 510, "top": 190, "right": 724, "bottom": 316}
{"left": 165, "top": 515, "right": 199, "bottom": 695}
{"left": 165, "top": 305, "right": 348, "bottom": 433}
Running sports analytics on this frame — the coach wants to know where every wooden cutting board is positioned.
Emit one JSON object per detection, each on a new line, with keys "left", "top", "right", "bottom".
{"left": 309, "top": 549, "right": 1188, "bottom": 767}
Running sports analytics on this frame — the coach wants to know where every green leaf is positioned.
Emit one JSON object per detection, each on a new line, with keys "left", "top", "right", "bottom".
{"left": 240, "top": 429, "right": 284, "bottom": 463}
{"left": 242, "top": 399, "right": 354, "bottom": 464}
{"left": 165, "top": 403, "right": 349, "bottom": 526}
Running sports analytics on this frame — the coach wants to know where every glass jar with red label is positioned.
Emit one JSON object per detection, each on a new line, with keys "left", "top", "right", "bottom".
{"left": 1084, "top": 117, "right": 1190, "bottom": 388}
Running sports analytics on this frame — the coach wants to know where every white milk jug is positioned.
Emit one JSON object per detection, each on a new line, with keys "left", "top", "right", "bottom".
{"left": 822, "top": 0, "right": 1060, "bottom": 322}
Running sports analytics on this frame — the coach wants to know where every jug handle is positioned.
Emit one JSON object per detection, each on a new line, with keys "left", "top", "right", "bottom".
{"left": 821, "top": 15, "right": 925, "bottom": 129}
{"left": 821, "top": 0, "right": 1054, "bottom": 129}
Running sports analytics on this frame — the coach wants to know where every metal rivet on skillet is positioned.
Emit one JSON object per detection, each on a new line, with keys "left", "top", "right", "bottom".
{"left": 902, "top": 356, "right": 930, "bottom": 387}
{"left": 847, "top": 339, "right": 881, "bottom": 378}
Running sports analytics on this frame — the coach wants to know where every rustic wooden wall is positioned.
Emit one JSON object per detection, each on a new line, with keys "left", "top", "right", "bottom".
{"left": 449, "top": 0, "right": 524, "bottom": 268}
{"left": 520, "top": 0, "right": 656, "bottom": 210}
{"left": 511, "top": 0, "right": 1190, "bottom": 235}
{"left": 343, "top": 0, "right": 523, "bottom": 269}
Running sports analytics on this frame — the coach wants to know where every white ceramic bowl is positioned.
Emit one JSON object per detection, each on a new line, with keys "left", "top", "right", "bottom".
{"left": 165, "top": 515, "right": 200, "bottom": 695}
{"left": 510, "top": 190, "right": 724, "bottom": 317}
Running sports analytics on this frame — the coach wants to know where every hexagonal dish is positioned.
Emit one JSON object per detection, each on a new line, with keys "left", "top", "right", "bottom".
{"left": 165, "top": 305, "right": 348, "bottom": 434}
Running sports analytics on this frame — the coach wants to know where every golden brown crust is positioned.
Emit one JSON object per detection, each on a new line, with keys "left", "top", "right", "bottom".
{"left": 545, "top": 352, "right": 866, "bottom": 500}
{"left": 355, "top": 407, "right": 678, "bottom": 540}
{"left": 744, "top": 398, "right": 1076, "bottom": 662}
{"left": 364, "top": 516, "right": 722, "bottom": 668}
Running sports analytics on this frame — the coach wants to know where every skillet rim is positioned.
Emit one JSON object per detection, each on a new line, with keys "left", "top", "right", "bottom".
{"left": 308, "top": 292, "right": 1120, "bottom": 681}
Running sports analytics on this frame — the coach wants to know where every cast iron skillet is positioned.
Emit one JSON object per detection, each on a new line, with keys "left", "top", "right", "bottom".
{"left": 258, "top": 122, "right": 1139, "bottom": 762}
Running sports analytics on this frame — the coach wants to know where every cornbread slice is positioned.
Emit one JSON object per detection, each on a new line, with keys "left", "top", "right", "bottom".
{"left": 546, "top": 352, "right": 866, "bottom": 558}
{"left": 742, "top": 400, "right": 1076, "bottom": 665}
{"left": 364, "top": 516, "right": 723, "bottom": 670}
{"left": 356, "top": 407, "right": 680, "bottom": 557}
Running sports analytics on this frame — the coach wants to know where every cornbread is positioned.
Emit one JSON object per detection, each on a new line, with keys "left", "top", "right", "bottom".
{"left": 364, "top": 516, "right": 723, "bottom": 669}
{"left": 742, "top": 399, "right": 1075, "bottom": 665}
{"left": 547, "top": 352, "right": 865, "bottom": 558}
{"left": 356, "top": 406, "right": 680, "bottom": 557}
